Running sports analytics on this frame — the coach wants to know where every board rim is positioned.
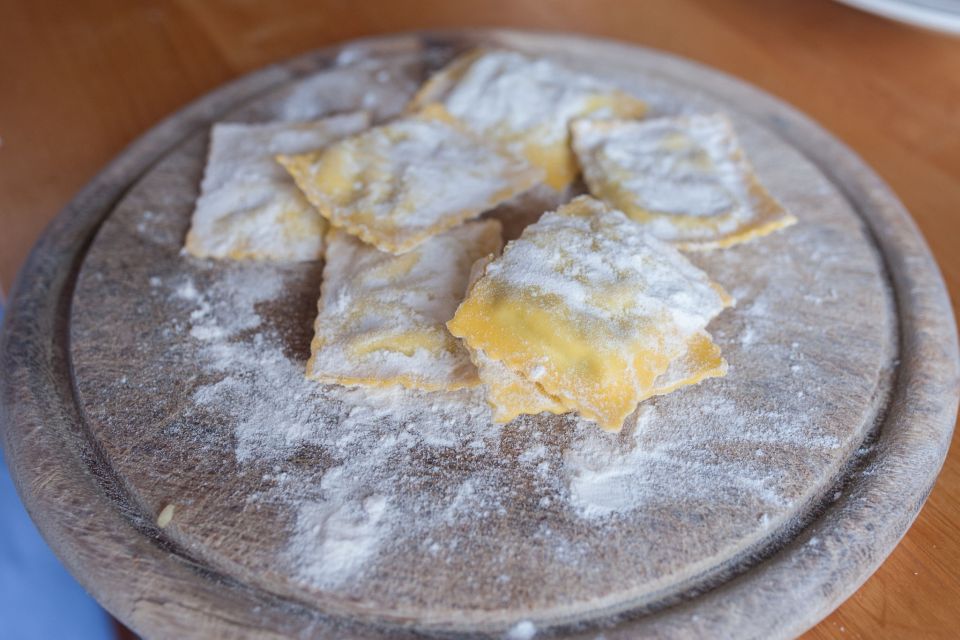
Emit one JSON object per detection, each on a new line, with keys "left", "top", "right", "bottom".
{"left": 1, "top": 29, "right": 957, "bottom": 639}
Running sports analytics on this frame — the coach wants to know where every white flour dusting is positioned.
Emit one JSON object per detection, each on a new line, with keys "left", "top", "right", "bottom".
{"left": 307, "top": 220, "right": 502, "bottom": 390}
{"left": 164, "top": 238, "right": 839, "bottom": 590}
{"left": 294, "top": 490, "right": 388, "bottom": 588}
{"left": 506, "top": 620, "right": 537, "bottom": 640}
{"left": 442, "top": 50, "right": 632, "bottom": 144}
{"left": 565, "top": 405, "right": 789, "bottom": 519}
{"left": 173, "top": 264, "right": 505, "bottom": 585}
{"left": 570, "top": 114, "right": 795, "bottom": 246}
{"left": 278, "top": 53, "right": 421, "bottom": 123}
{"left": 184, "top": 112, "right": 370, "bottom": 262}
{"left": 278, "top": 107, "right": 539, "bottom": 254}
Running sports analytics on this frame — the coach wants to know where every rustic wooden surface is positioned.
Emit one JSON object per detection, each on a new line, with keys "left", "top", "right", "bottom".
{"left": 62, "top": 30, "right": 906, "bottom": 637}
{"left": 1, "top": 2, "right": 959, "bottom": 639}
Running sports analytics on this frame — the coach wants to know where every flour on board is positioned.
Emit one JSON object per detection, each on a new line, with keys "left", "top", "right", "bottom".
{"left": 166, "top": 236, "right": 838, "bottom": 591}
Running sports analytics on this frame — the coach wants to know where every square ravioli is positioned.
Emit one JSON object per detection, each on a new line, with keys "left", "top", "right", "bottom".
{"left": 447, "top": 196, "right": 731, "bottom": 431}
{"left": 645, "top": 330, "right": 728, "bottom": 400}
{"left": 277, "top": 104, "right": 540, "bottom": 254}
{"left": 307, "top": 219, "right": 503, "bottom": 392}
{"left": 463, "top": 255, "right": 570, "bottom": 424}
{"left": 475, "top": 329, "right": 728, "bottom": 425}
{"left": 571, "top": 114, "right": 796, "bottom": 250}
{"left": 410, "top": 49, "right": 648, "bottom": 191}
{"left": 275, "top": 51, "right": 423, "bottom": 123}
{"left": 185, "top": 111, "right": 370, "bottom": 261}
{"left": 471, "top": 348, "right": 569, "bottom": 424}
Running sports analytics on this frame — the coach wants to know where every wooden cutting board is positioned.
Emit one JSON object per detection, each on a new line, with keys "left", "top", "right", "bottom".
{"left": 1, "top": 31, "right": 957, "bottom": 639}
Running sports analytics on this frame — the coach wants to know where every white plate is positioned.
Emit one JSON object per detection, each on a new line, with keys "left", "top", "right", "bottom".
{"left": 837, "top": 0, "right": 960, "bottom": 34}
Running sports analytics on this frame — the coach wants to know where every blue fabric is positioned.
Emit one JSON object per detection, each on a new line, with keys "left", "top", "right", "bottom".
{"left": 0, "top": 303, "right": 115, "bottom": 639}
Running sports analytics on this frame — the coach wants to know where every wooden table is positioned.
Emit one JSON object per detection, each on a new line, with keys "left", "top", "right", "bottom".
{"left": 1, "top": 1, "right": 957, "bottom": 637}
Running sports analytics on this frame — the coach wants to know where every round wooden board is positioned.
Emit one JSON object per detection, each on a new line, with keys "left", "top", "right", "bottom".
{"left": 1, "top": 31, "right": 957, "bottom": 639}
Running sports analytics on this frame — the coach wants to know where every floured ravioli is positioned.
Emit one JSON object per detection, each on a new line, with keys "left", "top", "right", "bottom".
{"left": 474, "top": 330, "right": 729, "bottom": 425}
{"left": 278, "top": 104, "right": 540, "bottom": 254}
{"left": 448, "top": 196, "right": 730, "bottom": 431}
{"left": 410, "top": 49, "right": 648, "bottom": 191}
{"left": 307, "top": 219, "right": 503, "bottom": 392}
{"left": 275, "top": 52, "right": 422, "bottom": 123}
{"left": 571, "top": 114, "right": 796, "bottom": 250}
{"left": 185, "top": 112, "right": 370, "bottom": 261}
{"left": 646, "top": 330, "right": 728, "bottom": 400}
{"left": 464, "top": 255, "right": 569, "bottom": 424}
{"left": 471, "top": 348, "right": 569, "bottom": 424}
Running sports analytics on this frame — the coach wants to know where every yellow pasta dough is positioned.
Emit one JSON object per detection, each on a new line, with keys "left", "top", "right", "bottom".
{"left": 571, "top": 114, "right": 796, "bottom": 250}
{"left": 645, "top": 330, "right": 728, "bottom": 400}
{"left": 475, "top": 329, "right": 728, "bottom": 425}
{"left": 448, "top": 196, "right": 730, "bottom": 431}
{"left": 410, "top": 49, "right": 647, "bottom": 191}
{"left": 185, "top": 112, "right": 370, "bottom": 261}
{"left": 307, "top": 219, "right": 502, "bottom": 391}
{"left": 278, "top": 104, "right": 540, "bottom": 254}
{"left": 471, "top": 348, "right": 571, "bottom": 424}
{"left": 462, "top": 255, "right": 569, "bottom": 423}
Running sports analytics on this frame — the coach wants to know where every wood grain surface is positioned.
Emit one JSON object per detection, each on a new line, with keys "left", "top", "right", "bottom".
{"left": 1, "top": 2, "right": 958, "bottom": 639}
